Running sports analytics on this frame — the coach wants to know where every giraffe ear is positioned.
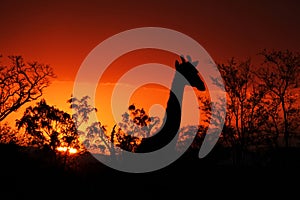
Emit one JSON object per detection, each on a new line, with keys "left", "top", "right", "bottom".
{"left": 192, "top": 61, "right": 199, "bottom": 67}
{"left": 180, "top": 56, "right": 186, "bottom": 63}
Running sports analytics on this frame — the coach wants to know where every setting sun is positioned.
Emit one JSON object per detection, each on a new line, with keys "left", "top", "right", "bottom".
{"left": 57, "top": 146, "right": 78, "bottom": 154}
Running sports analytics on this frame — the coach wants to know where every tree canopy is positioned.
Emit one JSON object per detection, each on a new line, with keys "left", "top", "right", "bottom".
{"left": 16, "top": 99, "right": 81, "bottom": 153}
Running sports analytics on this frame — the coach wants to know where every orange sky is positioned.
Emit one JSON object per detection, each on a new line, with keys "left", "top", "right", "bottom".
{"left": 1, "top": 0, "right": 299, "bottom": 130}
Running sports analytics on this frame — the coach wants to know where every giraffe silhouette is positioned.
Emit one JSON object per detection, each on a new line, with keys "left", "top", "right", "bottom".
{"left": 135, "top": 55, "right": 206, "bottom": 153}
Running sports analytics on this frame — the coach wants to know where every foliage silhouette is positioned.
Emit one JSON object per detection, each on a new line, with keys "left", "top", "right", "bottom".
{"left": 16, "top": 99, "right": 81, "bottom": 157}
{"left": 68, "top": 95, "right": 114, "bottom": 155}
{"left": 67, "top": 95, "right": 97, "bottom": 128}
{"left": 0, "top": 122, "right": 18, "bottom": 145}
{"left": 112, "top": 103, "right": 160, "bottom": 152}
{"left": 119, "top": 104, "right": 160, "bottom": 138}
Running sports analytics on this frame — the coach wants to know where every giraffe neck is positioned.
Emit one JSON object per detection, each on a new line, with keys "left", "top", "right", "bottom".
{"left": 164, "top": 71, "right": 185, "bottom": 136}
{"left": 136, "top": 71, "right": 185, "bottom": 152}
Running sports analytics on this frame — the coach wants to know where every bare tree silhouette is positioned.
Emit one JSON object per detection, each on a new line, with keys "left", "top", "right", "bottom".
{"left": 200, "top": 50, "right": 300, "bottom": 166}
{"left": 0, "top": 55, "right": 55, "bottom": 122}
{"left": 255, "top": 49, "right": 300, "bottom": 148}
{"left": 215, "top": 58, "right": 271, "bottom": 165}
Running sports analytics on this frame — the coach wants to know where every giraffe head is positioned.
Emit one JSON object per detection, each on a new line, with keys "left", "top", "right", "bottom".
{"left": 175, "top": 55, "right": 206, "bottom": 91}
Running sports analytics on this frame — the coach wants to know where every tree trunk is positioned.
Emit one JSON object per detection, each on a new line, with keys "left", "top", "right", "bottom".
{"left": 281, "top": 99, "right": 289, "bottom": 148}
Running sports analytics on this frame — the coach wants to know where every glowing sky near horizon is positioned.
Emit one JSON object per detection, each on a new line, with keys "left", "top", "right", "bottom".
{"left": 1, "top": 0, "right": 299, "bottom": 131}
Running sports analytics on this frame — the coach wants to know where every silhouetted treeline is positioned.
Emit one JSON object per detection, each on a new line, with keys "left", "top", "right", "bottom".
{"left": 0, "top": 49, "right": 299, "bottom": 200}
{"left": 0, "top": 49, "right": 299, "bottom": 173}
{"left": 188, "top": 49, "right": 300, "bottom": 167}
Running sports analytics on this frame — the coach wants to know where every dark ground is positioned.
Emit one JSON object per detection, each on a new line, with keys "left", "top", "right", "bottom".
{"left": 0, "top": 143, "right": 299, "bottom": 199}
